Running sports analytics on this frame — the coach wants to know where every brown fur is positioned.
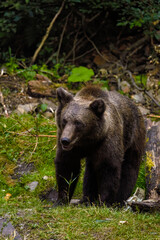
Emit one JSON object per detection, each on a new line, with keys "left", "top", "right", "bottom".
{"left": 54, "top": 86, "right": 146, "bottom": 206}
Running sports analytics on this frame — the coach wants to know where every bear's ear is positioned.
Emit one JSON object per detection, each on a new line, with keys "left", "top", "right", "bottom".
{"left": 89, "top": 99, "right": 106, "bottom": 117}
{"left": 56, "top": 87, "right": 73, "bottom": 106}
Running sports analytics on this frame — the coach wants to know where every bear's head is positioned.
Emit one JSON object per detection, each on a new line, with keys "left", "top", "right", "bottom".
{"left": 56, "top": 87, "right": 107, "bottom": 151}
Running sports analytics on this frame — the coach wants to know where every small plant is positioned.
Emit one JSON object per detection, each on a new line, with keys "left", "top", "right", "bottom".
{"left": 63, "top": 173, "right": 78, "bottom": 203}
{"left": 68, "top": 66, "right": 94, "bottom": 83}
{"left": 135, "top": 75, "right": 147, "bottom": 87}
{"left": 2, "top": 56, "right": 62, "bottom": 81}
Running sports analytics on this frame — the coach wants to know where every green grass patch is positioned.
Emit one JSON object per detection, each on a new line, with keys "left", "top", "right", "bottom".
{"left": 0, "top": 197, "right": 159, "bottom": 240}
{"left": 0, "top": 113, "right": 159, "bottom": 240}
{"left": 0, "top": 114, "right": 57, "bottom": 198}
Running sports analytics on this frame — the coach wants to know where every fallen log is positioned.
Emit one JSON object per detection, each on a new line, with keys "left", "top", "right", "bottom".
{"left": 131, "top": 200, "right": 160, "bottom": 212}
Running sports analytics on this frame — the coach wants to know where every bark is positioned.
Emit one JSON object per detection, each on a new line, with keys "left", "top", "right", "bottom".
{"left": 145, "top": 120, "right": 160, "bottom": 201}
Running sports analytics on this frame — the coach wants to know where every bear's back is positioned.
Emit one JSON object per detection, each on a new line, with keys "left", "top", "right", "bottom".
{"left": 75, "top": 86, "right": 108, "bottom": 101}
{"left": 75, "top": 86, "right": 145, "bottom": 150}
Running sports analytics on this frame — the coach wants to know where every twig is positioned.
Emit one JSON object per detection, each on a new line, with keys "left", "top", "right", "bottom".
{"left": 53, "top": 144, "right": 57, "bottom": 150}
{"left": 126, "top": 44, "right": 144, "bottom": 59}
{"left": 125, "top": 69, "right": 143, "bottom": 91}
{"left": 65, "top": 30, "right": 99, "bottom": 61}
{"left": 56, "top": 12, "right": 71, "bottom": 63}
{"left": 72, "top": 27, "right": 80, "bottom": 63}
{"left": 84, "top": 30, "right": 110, "bottom": 63}
{"left": 124, "top": 69, "right": 160, "bottom": 108}
{"left": 76, "top": 11, "right": 101, "bottom": 23}
{"left": 65, "top": 35, "right": 85, "bottom": 61}
{"left": 7, "top": 131, "right": 56, "bottom": 138}
{"left": 144, "top": 90, "right": 160, "bottom": 108}
{"left": 29, "top": 135, "right": 39, "bottom": 160}
{"left": 121, "top": 35, "right": 148, "bottom": 61}
{"left": 0, "top": 88, "right": 8, "bottom": 116}
{"left": 31, "top": 0, "right": 66, "bottom": 65}
{"left": 32, "top": 136, "right": 39, "bottom": 153}
{"left": 10, "top": 116, "right": 37, "bottom": 137}
{"left": 148, "top": 114, "right": 160, "bottom": 118}
{"left": 68, "top": 48, "right": 94, "bottom": 61}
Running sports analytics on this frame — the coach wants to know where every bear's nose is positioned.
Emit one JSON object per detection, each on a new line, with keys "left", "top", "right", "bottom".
{"left": 61, "top": 137, "right": 70, "bottom": 146}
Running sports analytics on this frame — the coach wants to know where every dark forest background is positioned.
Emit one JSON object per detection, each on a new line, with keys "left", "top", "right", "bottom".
{"left": 1, "top": 0, "right": 160, "bottom": 66}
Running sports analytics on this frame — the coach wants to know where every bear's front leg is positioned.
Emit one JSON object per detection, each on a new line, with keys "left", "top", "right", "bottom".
{"left": 80, "top": 160, "right": 98, "bottom": 205}
{"left": 54, "top": 148, "right": 81, "bottom": 206}
{"left": 96, "top": 163, "right": 121, "bottom": 206}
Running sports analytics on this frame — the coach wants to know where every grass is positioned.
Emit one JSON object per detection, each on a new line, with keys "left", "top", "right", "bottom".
{"left": 0, "top": 113, "right": 159, "bottom": 240}
{"left": 0, "top": 198, "right": 159, "bottom": 240}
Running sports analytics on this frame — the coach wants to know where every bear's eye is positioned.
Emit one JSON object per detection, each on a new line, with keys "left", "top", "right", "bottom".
{"left": 62, "top": 118, "right": 67, "bottom": 128}
{"left": 74, "top": 120, "right": 84, "bottom": 129}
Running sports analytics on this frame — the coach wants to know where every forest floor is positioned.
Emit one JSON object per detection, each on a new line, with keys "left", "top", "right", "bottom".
{"left": 0, "top": 31, "right": 160, "bottom": 116}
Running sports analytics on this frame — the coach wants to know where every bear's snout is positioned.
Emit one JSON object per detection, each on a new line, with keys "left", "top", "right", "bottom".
{"left": 61, "top": 137, "right": 71, "bottom": 147}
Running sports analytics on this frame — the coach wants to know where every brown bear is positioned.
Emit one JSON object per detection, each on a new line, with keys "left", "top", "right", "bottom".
{"left": 54, "top": 86, "right": 146, "bottom": 206}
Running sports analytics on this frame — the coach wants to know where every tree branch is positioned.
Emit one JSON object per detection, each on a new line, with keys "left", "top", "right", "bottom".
{"left": 31, "top": 0, "right": 66, "bottom": 65}
{"left": 56, "top": 12, "right": 71, "bottom": 63}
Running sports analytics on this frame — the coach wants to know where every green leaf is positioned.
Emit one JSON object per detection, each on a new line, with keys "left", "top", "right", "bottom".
{"left": 40, "top": 104, "right": 47, "bottom": 112}
{"left": 68, "top": 66, "right": 94, "bottom": 83}
{"left": 135, "top": 75, "right": 147, "bottom": 86}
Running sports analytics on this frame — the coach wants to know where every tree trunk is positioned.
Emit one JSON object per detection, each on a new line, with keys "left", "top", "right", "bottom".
{"left": 130, "top": 119, "right": 160, "bottom": 212}
{"left": 145, "top": 119, "right": 160, "bottom": 201}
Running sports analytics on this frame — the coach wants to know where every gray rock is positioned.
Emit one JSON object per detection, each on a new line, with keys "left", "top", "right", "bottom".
{"left": 40, "top": 98, "right": 57, "bottom": 112}
{"left": 120, "top": 81, "right": 131, "bottom": 93}
{"left": 12, "top": 161, "right": 35, "bottom": 180}
{"left": 15, "top": 103, "right": 38, "bottom": 114}
{"left": 0, "top": 218, "right": 22, "bottom": 240}
{"left": 39, "top": 188, "right": 58, "bottom": 202}
{"left": 138, "top": 106, "right": 150, "bottom": 116}
{"left": 27, "top": 181, "right": 39, "bottom": 191}
{"left": 70, "top": 199, "right": 80, "bottom": 205}
{"left": 131, "top": 93, "right": 145, "bottom": 104}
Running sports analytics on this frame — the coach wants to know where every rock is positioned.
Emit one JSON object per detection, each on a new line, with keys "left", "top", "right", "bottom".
{"left": 119, "top": 221, "right": 128, "bottom": 225}
{"left": 145, "top": 118, "right": 153, "bottom": 130}
{"left": 131, "top": 93, "right": 145, "bottom": 104}
{"left": 27, "top": 80, "right": 56, "bottom": 98}
{"left": 138, "top": 106, "right": 150, "bottom": 116}
{"left": 27, "top": 181, "right": 39, "bottom": 191}
{"left": 15, "top": 103, "right": 38, "bottom": 114}
{"left": 120, "top": 81, "right": 131, "bottom": 93}
{"left": 39, "top": 188, "right": 58, "bottom": 202}
{"left": 14, "top": 98, "right": 57, "bottom": 116}
{"left": 0, "top": 218, "right": 22, "bottom": 239}
{"left": 43, "top": 176, "right": 49, "bottom": 180}
{"left": 70, "top": 199, "right": 80, "bottom": 205}
{"left": 35, "top": 74, "right": 52, "bottom": 84}
{"left": 12, "top": 161, "right": 35, "bottom": 180}
{"left": 127, "top": 187, "right": 145, "bottom": 204}
{"left": 34, "top": 98, "right": 57, "bottom": 118}
{"left": 39, "top": 98, "right": 57, "bottom": 112}
{"left": 43, "top": 111, "right": 54, "bottom": 118}
{"left": 99, "top": 69, "right": 108, "bottom": 77}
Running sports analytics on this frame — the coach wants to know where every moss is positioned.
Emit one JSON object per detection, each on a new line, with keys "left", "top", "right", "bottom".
{"left": 146, "top": 151, "right": 155, "bottom": 177}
